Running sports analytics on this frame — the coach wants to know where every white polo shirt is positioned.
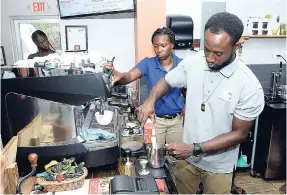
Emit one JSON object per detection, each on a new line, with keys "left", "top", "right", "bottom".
{"left": 165, "top": 54, "right": 264, "bottom": 173}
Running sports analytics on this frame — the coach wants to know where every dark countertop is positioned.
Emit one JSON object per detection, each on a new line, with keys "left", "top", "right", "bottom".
{"left": 266, "top": 102, "right": 286, "bottom": 109}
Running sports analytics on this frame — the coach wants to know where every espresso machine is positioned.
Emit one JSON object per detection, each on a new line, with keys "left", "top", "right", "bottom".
{"left": 267, "top": 57, "right": 286, "bottom": 103}
{"left": 1, "top": 66, "right": 130, "bottom": 176}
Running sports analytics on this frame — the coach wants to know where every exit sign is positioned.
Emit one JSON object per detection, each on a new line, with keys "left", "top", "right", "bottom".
{"left": 33, "top": 2, "right": 46, "bottom": 12}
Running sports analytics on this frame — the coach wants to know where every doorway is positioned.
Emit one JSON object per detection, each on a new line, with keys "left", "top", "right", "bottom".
{"left": 13, "top": 18, "right": 61, "bottom": 61}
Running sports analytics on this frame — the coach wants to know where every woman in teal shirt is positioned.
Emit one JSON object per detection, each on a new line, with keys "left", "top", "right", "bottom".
{"left": 106, "top": 27, "right": 185, "bottom": 145}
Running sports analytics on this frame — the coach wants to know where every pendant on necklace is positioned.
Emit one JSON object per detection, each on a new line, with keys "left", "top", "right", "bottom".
{"left": 201, "top": 103, "right": 206, "bottom": 112}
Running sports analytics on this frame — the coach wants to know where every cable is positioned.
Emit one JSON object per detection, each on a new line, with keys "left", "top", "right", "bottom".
{"left": 276, "top": 54, "right": 287, "bottom": 64}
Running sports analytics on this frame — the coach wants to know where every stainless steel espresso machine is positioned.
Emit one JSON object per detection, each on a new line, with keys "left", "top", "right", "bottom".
{"left": 1, "top": 66, "right": 135, "bottom": 176}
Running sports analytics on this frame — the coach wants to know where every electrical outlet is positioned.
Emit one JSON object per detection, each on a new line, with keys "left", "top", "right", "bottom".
{"left": 272, "top": 52, "right": 281, "bottom": 59}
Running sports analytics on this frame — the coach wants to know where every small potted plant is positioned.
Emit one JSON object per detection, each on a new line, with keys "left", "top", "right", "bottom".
{"left": 36, "top": 157, "right": 88, "bottom": 192}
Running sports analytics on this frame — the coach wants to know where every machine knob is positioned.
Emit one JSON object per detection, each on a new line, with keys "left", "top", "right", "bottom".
{"left": 119, "top": 102, "right": 129, "bottom": 108}
{"left": 109, "top": 101, "right": 120, "bottom": 107}
{"left": 28, "top": 153, "right": 38, "bottom": 168}
{"left": 130, "top": 105, "right": 135, "bottom": 113}
{"left": 111, "top": 93, "right": 128, "bottom": 99}
{"left": 124, "top": 148, "right": 132, "bottom": 158}
{"left": 109, "top": 101, "right": 129, "bottom": 108}
{"left": 120, "top": 94, "right": 128, "bottom": 99}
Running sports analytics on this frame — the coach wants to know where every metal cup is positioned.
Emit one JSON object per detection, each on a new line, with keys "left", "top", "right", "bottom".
{"left": 138, "top": 159, "right": 150, "bottom": 175}
{"left": 147, "top": 143, "right": 166, "bottom": 168}
{"left": 280, "top": 85, "right": 287, "bottom": 99}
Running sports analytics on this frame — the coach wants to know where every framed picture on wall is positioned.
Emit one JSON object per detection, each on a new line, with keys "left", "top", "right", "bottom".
{"left": 1, "top": 46, "right": 7, "bottom": 66}
{"left": 65, "top": 26, "right": 88, "bottom": 51}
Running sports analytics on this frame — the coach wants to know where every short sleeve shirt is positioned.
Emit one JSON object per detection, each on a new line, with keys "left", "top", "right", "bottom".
{"left": 165, "top": 54, "right": 264, "bottom": 173}
{"left": 136, "top": 54, "right": 184, "bottom": 115}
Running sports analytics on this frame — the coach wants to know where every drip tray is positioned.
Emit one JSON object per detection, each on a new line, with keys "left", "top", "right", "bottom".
{"left": 134, "top": 159, "right": 178, "bottom": 194}
{"left": 84, "top": 140, "right": 118, "bottom": 148}
{"left": 134, "top": 159, "right": 166, "bottom": 179}
{"left": 81, "top": 104, "right": 120, "bottom": 148}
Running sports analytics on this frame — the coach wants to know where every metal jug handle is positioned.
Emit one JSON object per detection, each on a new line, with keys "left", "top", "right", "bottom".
{"left": 163, "top": 144, "right": 169, "bottom": 157}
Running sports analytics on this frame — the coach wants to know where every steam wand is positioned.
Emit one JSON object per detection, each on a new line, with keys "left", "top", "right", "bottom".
{"left": 107, "top": 56, "right": 115, "bottom": 78}
{"left": 102, "top": 56, "right": 116, "bottom": 89}
{"left": 276, "top": 54, "right": 287, "bottom": 64}
{"left": 16, "top": 153, "right": 38, "bottom": 194}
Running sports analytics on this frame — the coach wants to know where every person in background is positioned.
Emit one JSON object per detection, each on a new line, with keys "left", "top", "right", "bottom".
{"left": 106, "top": 27, "right": 185, "bottom": 146}
{"left": 137, "top": 12, "right": 264, "bottom": 194}
{"left": 28, "top": 30, "right": 56, "bottom": 59}
{"left": 13, "top": 30, "right": 55, "bottom": 77}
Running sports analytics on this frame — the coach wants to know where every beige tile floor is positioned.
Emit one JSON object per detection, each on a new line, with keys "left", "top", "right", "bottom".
{"left": 235, "top": 171, "right": 286, "bottom": 194}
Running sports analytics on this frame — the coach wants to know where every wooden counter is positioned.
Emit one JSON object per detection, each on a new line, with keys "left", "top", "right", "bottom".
{"left": 21, "top": 161, "right": 176, "bottom": 194}
{"left": 22, "top": 163, "right": 119, "bottom": 194}
{"left": 22, "top": 177, "right": 37, "bottom": 194}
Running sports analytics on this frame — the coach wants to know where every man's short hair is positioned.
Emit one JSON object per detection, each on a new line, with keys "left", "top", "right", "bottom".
{"left": 205, "top": 12, "right": 244, "bottom": 46}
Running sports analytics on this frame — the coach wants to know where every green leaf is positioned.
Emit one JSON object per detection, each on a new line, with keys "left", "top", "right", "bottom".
{"left": 67, "top": 168, "right": 76, "bottom": 174}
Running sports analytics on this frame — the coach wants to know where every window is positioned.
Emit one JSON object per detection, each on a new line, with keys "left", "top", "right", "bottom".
{"left": 13, "top": 19, "right": 61, "bottom": 61}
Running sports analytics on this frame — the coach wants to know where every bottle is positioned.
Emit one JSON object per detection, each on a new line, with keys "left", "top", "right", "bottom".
{"left": 143, "top": 118, "right": 153, "bottom": 144}
{"left": 280, "top": 24, "right": 286, "bottom": 35}
{"left": 151, "top": 126, "right": 157, "bottom": 149}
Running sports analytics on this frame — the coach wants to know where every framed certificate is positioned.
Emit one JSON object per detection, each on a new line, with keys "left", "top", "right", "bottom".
{"left": 65, "top": 26, "right": 88, "bottom": 51}
{"left": 1, "top": 46, "right": 7, "bottom": 66}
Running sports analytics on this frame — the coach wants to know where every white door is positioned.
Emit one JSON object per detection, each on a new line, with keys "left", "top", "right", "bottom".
{"left": 13, "top": 19, "right": 61, "bottom": 61}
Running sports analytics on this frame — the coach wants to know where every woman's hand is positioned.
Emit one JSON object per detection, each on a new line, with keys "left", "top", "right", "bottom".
{"left": 102, "top": 63, "right": 123, "bottom": 85}
{"left": 103, "top": 63, "right": 113, "bottom": 70}
{"left": 137, "top": 99, "right": 155, "bottom": 127}
{"left": 111, "top": 69, "right": 123, "bottom": 85}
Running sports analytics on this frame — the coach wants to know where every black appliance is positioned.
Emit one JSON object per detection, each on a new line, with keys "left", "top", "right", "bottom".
{"left": 166, "top": 15, "right": 194, "bottom": 49}
{"left": 1, "top": 69, "right": 120, "bottom": 176}
{"left": 253, "top": 103, "right": 286, "bottom": 179}
{"left": 110, "top": 175, "right": 159, "bottom": 194}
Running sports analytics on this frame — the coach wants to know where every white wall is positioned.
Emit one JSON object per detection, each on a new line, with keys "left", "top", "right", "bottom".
{"left": 166, "top": 0, "right": 287, "bottom": 64}
{"left": 1, "top": 0, "right": 135, "bottom": 72}
{"left": 1, "top": 0, "right": 60, "bottom": 65}
{"left": 227, "top": 0, "right": 287, "bottom": 34}
{"left": 239, "top": 38, "right": 286, "bottom": 65}
{"left": 226, "top": 0, "right": 286, "bottom": 65}
{"left": 60, "top": 17, "right": 135, "bottom": 72}
{"left": 166, "top": 0, "right": 202, "bottom": 39}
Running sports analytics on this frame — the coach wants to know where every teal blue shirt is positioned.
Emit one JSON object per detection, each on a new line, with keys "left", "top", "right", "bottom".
{"left": 136, "top": 54, "right": 184, "bottom": 115}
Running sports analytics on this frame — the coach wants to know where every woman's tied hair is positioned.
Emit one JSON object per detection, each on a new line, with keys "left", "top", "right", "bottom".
{"left": 31, "top": 30, "right": 48, "bottom": 43}
{"left": 31, "top": 30, "right": 56, "bottom": 52}
{"left": 151, "top": 27, "right": 176, "bottom": 45}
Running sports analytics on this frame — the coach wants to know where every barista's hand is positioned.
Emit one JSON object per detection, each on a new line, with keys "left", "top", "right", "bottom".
{"left": 111, "top": 69, "right": 123, "bottom": 85}
{"left": 103, "top": 63, "right": 123, "bottom": 85}
{"left": 103, "top": 63, "right": 113, "bottom": 70}
{"left": 150, "top": 113, "right": 156, "bottom": 123}
{"left": 137, "top": 99, "right": 155, "bottom": 127}
{"left": 166, "top": 142, "right": 194, "bottom": 160}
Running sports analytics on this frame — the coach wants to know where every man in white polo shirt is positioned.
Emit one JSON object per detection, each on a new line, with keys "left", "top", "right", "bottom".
{"left": 137, "top": 12, "right": 265, "bottom": 194}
